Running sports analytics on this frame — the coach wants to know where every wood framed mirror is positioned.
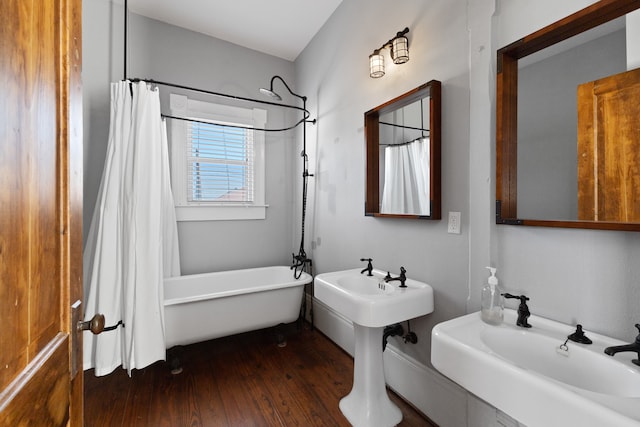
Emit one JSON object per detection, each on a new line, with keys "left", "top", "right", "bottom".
{"left": 496, "top": 0, "right": 640, "bottom": 231}
{"left": 365, "top": 80, "right": 441, "bottom": 219}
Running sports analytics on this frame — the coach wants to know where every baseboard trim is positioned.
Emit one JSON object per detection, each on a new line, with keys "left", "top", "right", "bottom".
{"left": 312, "top": 297, "right": 467, "bottom": 427}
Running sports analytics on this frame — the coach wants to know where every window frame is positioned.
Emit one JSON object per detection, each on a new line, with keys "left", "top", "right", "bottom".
{"left": 169, "top": 93, "right": 267, "bottom": 221}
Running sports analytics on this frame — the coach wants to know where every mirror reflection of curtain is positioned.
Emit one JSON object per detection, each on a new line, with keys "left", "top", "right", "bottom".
{"left": 381, "top": 138, "right": 430, "bottom": 215}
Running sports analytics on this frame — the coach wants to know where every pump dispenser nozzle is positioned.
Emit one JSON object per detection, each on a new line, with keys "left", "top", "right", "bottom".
{"left": 486, "top": 266, "right": 498, "bottom": 287}
{"left": 481, "top": 266, "right": 503, "bottom": 325}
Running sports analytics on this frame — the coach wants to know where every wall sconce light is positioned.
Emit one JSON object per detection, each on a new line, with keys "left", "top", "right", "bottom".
{"left": 369, "top": 49, "right": 385, "bottom": 78}
{"left": 369, "top": 27, "right": 410, "bottom": 78}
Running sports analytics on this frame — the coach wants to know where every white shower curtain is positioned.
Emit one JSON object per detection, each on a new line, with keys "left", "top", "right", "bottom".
{"left": 381, "top": 138, "right": 430, "bottom": 215}
{"left": 83, "top": 81, "right": 181, "bottom": 376}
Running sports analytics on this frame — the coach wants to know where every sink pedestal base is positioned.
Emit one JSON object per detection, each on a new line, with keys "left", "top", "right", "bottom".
{"left": 339, "top": 324, "right": 402, "bottom": 427}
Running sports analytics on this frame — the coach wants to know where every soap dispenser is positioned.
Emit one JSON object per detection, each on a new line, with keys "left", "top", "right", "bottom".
{"left": 481, "top": 267, "right": 504, "bottom": 325}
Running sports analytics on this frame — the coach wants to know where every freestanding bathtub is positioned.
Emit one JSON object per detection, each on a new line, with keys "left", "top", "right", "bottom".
{"left": 163, "top": 266, "right": 312, "bottom": 349}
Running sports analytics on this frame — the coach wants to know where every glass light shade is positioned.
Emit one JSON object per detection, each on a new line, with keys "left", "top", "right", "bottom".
{"left": 391, "top": 36, "right": 409, "bottom": 64}
{"left": 369, "top": 52, "right": 385, "bottom": 78}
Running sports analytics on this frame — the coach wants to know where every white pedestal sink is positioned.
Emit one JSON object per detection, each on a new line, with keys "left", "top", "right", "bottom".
{"left": 315, "top": 268, "right": 434, "bottom": 427}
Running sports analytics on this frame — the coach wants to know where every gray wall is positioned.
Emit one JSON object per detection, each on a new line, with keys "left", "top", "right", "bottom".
{"left": 83, "top": 0, "right": 299, "bottom": 274}
{"left": 296, "top": 0, "right": 471, "bottom": 366}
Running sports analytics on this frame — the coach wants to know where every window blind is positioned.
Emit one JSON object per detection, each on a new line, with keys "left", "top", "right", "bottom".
{"left": 187, "top": 121, "right": 255, "bottom": 203}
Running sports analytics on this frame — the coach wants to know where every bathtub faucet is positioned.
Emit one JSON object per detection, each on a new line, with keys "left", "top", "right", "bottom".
{"left": 360, "top": 258, "right": 373, "bottom": 276}
{"left": 604, "top": 324, "right": 640, "bottom": 366}
{"left": 291, "top": 251, "right": 312, "bottom": 273}
{"left": 384, "top": 267, "right": 407, "bottom": 288}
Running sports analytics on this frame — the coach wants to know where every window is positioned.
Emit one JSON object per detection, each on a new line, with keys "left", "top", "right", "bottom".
{"left": 188, "top": 122, "right": 254, "bottom": 203}
{"left": 170, "top": 94, "right": 267, "bottom": 221}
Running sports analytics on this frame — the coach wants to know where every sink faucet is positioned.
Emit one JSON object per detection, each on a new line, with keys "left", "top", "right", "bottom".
{"left": 384, "top": 267, "right": 407, "bottom": 288}
{"left": 360, "top": 258, "right": 373, "bottom": 276}
{"left": 502, "top": 293, "right": 531, "bottom": 328}
{"left": 604, "top": 324, "right": 640, "bottom": 366}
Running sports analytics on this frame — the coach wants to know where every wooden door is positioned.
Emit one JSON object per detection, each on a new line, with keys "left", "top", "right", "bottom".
{"left": 577, "top": 67, "right": 640, "bottom": 222}
{"left": 0, "top": 0, "right": 83, "bottom": 425}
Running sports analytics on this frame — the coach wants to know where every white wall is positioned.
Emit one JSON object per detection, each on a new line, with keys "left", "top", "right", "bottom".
{"left": 83, "top": 0, "right": 299, "bottom": 274}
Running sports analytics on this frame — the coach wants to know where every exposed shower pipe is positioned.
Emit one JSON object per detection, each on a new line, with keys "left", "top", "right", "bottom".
{"left": 259, "top": 76, "right": 316, "bottom": 280}
{"left": 259, "top": 76, "right": 316, "bottom": 330}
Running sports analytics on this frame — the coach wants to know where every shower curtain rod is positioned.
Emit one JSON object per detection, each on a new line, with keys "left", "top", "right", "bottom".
{"left": 379, "top": 121, "right": 429, "bottom": 133}
{"left": 379, "top": 119, "right": 429, "bottom": 146}
{"left": 379, "top": 97, "right": 428, "bottom": 138}
{"left": 160, "top": 112, "right": 307, "bottom": 133}
{"left": 380, "top": 136, "right": 429, "bottom": 147}
{"left": 129, "top": 78, "right": 313, "bottom": 132}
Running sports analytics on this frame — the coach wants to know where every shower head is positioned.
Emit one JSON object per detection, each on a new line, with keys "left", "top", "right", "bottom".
{"left": 259, "top": 87, "right": 282, "bottom": 101}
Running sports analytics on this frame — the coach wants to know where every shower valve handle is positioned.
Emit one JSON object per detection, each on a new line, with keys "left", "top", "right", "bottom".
{"left": 78, "top": 313, "right": 105, "bottom": 335}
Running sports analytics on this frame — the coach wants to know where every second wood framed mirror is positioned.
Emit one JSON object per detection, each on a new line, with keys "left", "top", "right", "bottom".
{"left": 365, "top": 80, "right": 441, "bottom": 219}
{"left": 496, "top": 0, "right": 640, "bottom": 231}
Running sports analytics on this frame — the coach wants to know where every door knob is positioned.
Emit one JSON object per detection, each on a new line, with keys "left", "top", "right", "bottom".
{"left": 78, "top": 313, "right": 105, "bottom": 334}
{"left": 71, "top": 301, "right": 105, "bottom": 378}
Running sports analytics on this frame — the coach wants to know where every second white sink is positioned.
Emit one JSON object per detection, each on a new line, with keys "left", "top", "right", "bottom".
{"left": 432, "top": 310, "right": 640, "bottom": 427}
{"left": 480, "top": 325, "right": 640, "bottom": 397}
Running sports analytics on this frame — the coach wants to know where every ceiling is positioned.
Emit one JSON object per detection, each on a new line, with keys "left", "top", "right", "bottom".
{"left": 127, "top": 0, "right": 343, "bottom": 61}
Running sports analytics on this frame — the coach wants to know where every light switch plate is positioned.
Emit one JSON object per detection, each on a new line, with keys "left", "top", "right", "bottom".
{"left": 447, "top": 211, "right": 461, "bottom": 234}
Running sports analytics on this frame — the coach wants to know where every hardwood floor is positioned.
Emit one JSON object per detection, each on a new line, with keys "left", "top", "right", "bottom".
{"left": 84, "top": 323, "right": 436, "bottom": 426}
